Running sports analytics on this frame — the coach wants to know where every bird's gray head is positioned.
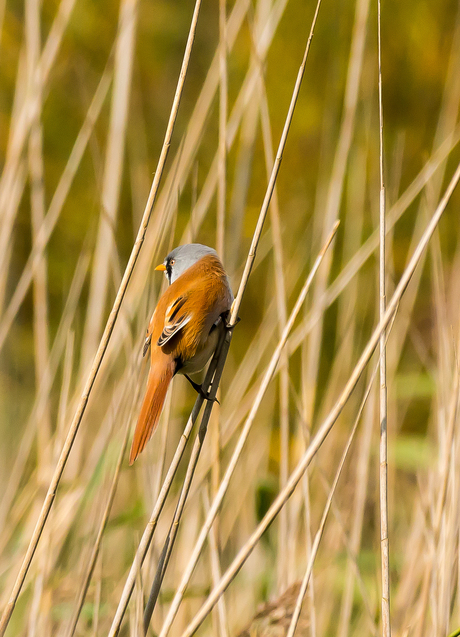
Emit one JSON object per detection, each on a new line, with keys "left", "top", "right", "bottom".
{"left": 156, "top": 243, "right": 218, "bottom": 284}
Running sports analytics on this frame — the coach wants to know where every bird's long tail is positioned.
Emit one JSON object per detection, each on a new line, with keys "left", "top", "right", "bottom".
{"left": 129, "top": 356, "right": 175, "bottom": 464}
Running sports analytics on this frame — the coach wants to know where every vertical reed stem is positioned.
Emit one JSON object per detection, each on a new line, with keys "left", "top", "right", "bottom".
{"left": 378, "top": 0, "right": 391, "bottom": 635}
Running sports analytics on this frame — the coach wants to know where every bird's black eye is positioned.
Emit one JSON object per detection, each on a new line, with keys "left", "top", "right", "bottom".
{"left": 170, "top": 258, "right": 175, "bottom": 266}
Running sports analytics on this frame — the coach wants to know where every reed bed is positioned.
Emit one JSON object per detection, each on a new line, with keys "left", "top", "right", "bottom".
{"left": 1, "top": 0, "right": 460, "bottom": 636}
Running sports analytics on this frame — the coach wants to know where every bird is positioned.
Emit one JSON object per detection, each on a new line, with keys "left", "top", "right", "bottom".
{"left": 129, "top": 243, "right": 233, "bottom": 464}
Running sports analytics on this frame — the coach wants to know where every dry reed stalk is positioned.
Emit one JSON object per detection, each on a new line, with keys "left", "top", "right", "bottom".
{"left": 202, "top": 487, "right": 229, "bottom": 637}
{"left": 134, "top": 537, "right": 145, "bottom": 637}
{"left": 210, "top": 0, "right": 227, "bottom": 583}
{"left": 55, "top": 332, "right": 75, "bottom": 462}
{"left": 300, "top": 358, "right": 317, "bottom": 637}
{"left": 217, "top": 0, "right": 227, "bottom": 260}
{"left": 377, "top": 0, "right": 391, "bottom": 634}
{"left": 0, "top": 55, "right": 28, "bottom": 310}
{"left": 300, "top": 289, "right": 318, "bottom": 637}
{"left": 0, "top": 55, "right": 27, "bottom": 298}
{"left": 25, "top": 2, "right": 51, "bottom": 630}
{"left": 0, "top": 1, "right": 203, "bottom": 630}
{"left": 179, "top": 161, "right": 460, "bottom": 637}
{"left": 258, "top": 51, "right": 290, "bottom": 596}
{"left": 82, "top": 0, "right": 138, "bottom": 371}
{"left": 438, "top": 373, "right": 460, "bottom": 634}
{"left": 91, "top": 549, "right": 103, "bottom": 637}
{"left": 337, "top": 387, "right": 375, "bottom": 637}
{"left": 26, "top": 0, "right": 50, "bottom": 464}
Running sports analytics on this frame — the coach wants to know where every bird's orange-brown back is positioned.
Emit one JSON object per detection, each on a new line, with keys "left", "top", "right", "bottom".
{"left": 151, "top": 254, "right": 232, "bottom": 360}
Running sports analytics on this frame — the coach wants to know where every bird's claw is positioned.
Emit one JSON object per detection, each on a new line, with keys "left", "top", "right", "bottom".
{"left": 184, "top": 375, "right": 220, "bottom": 404}
{"left": 222, "top": 309, "right": 240, "bottom": 330}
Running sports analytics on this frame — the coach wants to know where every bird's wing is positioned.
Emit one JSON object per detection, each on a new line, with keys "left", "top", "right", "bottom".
{"left": 142, "top": 312, "right": 156, "bottom": 357}
{"left": 157, "top": 294, "right": 192, "bottom": 347}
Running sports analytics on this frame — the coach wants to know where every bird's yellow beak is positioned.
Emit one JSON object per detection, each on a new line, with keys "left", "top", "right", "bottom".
{"left": 155, "top": 263, "right": 167, "bottom": 271}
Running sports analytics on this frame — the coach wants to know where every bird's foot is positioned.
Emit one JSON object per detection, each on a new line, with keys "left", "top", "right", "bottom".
{"left": 222, "top": 309, "right": 240, "bottom": 330}
{"left": 185, "top": 375, "right": 220, "bottom": 404}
